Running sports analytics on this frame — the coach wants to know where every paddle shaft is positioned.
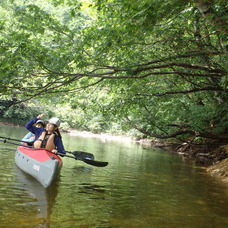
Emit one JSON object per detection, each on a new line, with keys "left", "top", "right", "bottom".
{"left": 0, "top": 139, "right": 33, "bottom": 148}
{"left": 0, "top": 138, "right": 108, "bottom": 167}
{"left": 0, "top": 136, "right": 94, "bottom": 158}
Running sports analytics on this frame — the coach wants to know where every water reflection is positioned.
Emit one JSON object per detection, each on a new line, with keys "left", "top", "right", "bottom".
{"left": 14, "top": 166, "right": 59, "bottom": 227}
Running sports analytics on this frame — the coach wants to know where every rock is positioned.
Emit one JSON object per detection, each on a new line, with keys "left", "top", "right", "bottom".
{"left": 207, "top": 158, "right": 228, "bottom": 184}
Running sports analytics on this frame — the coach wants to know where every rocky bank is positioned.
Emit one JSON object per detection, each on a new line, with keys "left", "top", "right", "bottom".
{"left": 139, "top": 138, "right": 228, "bottom": 186}
{"left": 206, "top": 158, "right": 228, "bottom": 184}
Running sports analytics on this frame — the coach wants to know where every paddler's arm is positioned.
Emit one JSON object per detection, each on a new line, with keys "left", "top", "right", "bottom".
{"left": 53, "top": 137, "right": 66, "bottom": 155}
{"left": 25, "top": 113, "right": 45, "bottom": 134}
{"left": 25, "top": 117, "right": 39, "bottom": 134}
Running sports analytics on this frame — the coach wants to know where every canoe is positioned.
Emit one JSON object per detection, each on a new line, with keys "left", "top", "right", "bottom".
{"left": 15, "top": 146, "right": 62, "bottom": 188}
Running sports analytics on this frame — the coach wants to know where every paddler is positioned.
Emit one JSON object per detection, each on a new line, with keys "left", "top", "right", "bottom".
{"left": 25, "top": 113, "right": 66, "bottom": 154}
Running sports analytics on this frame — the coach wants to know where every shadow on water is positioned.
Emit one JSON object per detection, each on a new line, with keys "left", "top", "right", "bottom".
{"left": 78, "top": 183, "right": 106, "bottom": 197}
{"left": 71, "top": 165, "right": 106, "bottom": 198}
{"left": 14, "top": 166, "right": 59, "bottom": 228}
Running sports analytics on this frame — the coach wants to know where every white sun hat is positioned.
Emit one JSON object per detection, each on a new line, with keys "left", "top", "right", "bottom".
{"left": 49, "top": 117, "right": 60, "bottom": 127}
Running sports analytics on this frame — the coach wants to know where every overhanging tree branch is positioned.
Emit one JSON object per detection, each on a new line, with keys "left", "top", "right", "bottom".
{"left": 126, "top": 117, "right": 228, "bottom": 140}
{"left": 136, "top": 86, "right": 228, "bottom": 97}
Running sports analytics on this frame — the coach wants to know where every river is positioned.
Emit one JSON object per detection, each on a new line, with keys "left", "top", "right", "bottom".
{"left": 0, "top": 124, "right": 227, "bottom": 227}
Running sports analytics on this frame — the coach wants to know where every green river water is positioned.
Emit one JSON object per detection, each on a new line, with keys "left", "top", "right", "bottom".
{"left": 0, "top": 124, "right": 227, "bottom": 228}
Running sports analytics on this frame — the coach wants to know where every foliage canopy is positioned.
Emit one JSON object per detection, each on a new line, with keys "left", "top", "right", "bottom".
{"left": 0, "top": 0, "right": 227, "bottom": 141}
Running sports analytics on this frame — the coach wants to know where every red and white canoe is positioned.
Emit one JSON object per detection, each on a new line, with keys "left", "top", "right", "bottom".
{"left": 15, "top": 146, "right": 62, "bottom": 188}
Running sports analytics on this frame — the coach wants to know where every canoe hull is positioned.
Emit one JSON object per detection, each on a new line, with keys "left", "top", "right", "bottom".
{"left": 15, "top": 146, "right": 62, "bottom": 188}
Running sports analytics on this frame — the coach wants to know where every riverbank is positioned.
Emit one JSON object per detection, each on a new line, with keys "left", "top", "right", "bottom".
{"left": 206, "top": 158, "right": 228, "bottom": 185}
{"left": 161, "top": 141, "right": 228, "bottom": 185}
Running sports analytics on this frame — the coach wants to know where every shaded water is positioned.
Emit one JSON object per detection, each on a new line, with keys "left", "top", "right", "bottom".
{"left": 0, "top": 124, "right": 228, "bottom": 227}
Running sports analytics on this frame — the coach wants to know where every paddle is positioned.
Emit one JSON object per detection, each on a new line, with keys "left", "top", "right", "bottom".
{"left": 57, "top": 152, "right": 108, "bottom": 167}
{"left": 66, "top": 151, "right": 95, "bottom": 161}
{"left": 0, "top": 138, "right": 108, "bottom": 167}
{"left": 0, "top": 136, "right": 95, "bottom": 161}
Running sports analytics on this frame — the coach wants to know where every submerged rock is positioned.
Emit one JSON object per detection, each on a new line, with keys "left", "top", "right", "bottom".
{"left": 207, "top": 158, "right": 228, "bottom": 184}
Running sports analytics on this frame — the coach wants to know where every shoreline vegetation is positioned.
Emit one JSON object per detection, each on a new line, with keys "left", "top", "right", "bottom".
{"left": 1, "top": 121, "right": 228, "bottom": 186}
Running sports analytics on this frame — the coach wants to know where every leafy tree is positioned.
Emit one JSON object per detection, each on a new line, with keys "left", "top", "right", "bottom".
{"left": 0, "top": 0, "right": 227, "bottom": 142}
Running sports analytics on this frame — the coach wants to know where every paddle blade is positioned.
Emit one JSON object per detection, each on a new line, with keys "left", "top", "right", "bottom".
{"left": 72, "top": 151, "right": 95, "bottom": 160}
{"left": 57, "top": 153, "right": 108, "bottom": 167}
{"left": 82, "top": 159, "right": 109, "bottom": 167}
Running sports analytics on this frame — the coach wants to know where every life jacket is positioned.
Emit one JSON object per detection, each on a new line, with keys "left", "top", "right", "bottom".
{"left": 33, "top": 131, "right": 56, "bottom": 151}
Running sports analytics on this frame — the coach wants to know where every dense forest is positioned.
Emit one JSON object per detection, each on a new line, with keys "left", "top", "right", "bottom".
{"left": 0, "top": 0, "right": 227, "bottom": 155}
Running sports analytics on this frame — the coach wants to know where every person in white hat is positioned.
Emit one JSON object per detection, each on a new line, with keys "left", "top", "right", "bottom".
{"left": 25, "top": 113, "right": 65, "bottom": 154}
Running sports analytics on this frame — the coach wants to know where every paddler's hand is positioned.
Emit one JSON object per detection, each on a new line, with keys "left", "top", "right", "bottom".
{"left": 37, "top": 113, "right": 45, "bottom": 119}
{"left": 52, "top": 149, "right": 58, "bottom": 154}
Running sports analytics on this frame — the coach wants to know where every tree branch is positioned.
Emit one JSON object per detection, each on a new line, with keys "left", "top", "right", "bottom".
{"left": 136, "top": 86, "right": 228, "bottom": 97}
